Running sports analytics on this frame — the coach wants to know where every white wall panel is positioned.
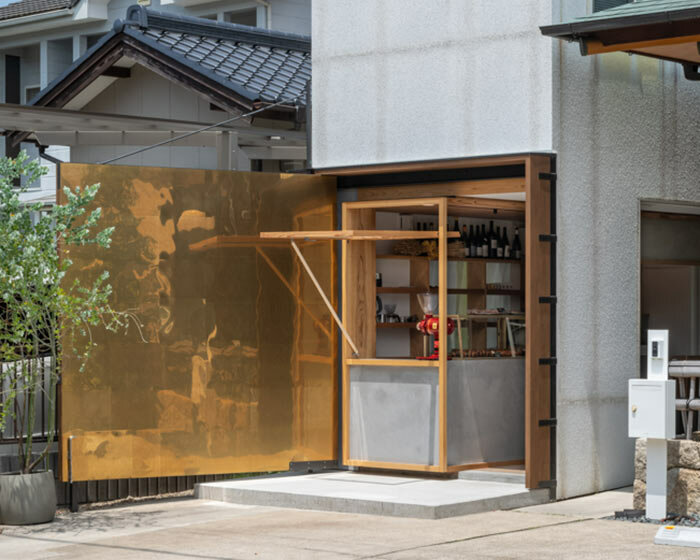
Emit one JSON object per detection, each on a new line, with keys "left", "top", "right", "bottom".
{"left": 311, "top": 0, "right": 553, "bottom": 168}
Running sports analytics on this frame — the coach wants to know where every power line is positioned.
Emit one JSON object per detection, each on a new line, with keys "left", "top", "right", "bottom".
{"left": 98, "top": 95, "right": 302, "bottom": 165}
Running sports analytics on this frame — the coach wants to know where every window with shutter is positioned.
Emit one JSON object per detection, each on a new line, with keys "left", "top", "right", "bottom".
{"left": 593, "top": 0, "right": 632, "bottom": 12}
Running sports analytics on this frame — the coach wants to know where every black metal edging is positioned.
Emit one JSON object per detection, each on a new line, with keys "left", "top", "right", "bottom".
{"left": 536, "top": 157, "right": 558, "bottom": 499}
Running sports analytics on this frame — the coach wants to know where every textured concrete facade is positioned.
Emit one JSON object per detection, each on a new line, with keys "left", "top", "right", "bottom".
{"left": 554, "top": 0, "right": 700, "bottom": 499}
{"left": 311, "top": 0, "right": 553, "bottom": 168}
{"left": 312, "top": 0, "right": 700, "bottom": 499}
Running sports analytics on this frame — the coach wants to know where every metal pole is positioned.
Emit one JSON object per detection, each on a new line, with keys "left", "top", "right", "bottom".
{"left": 68, "top": 435, "right": 78, "bottom": 513}
{"left": 647, "top": 438, "right": 667, "bottom": 520}
{"left": 289, "top": 240, "right": 359, "bottom": 357}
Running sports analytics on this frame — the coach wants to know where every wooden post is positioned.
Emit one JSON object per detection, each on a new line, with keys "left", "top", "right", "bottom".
{"left": 341, "top": 206, "right": 376, "bottom": 465}
{"left": 438, "top": 198, "right": 448, "bottom": 470}
{"left": 525, "top": 155, "right": 552, "bottom": 489}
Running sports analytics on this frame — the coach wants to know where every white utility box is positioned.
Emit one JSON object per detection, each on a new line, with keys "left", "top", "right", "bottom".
{"left": 628, "top": 379, "right": 675, "bottom": 439}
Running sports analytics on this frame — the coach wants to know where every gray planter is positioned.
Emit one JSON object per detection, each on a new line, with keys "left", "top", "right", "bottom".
{"left": 0, "top": 470, "right": 56, "bottom": 525}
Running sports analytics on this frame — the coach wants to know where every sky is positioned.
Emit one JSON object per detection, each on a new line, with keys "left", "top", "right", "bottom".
{"left": 0, "top": 0, "right": 15, "bottom": 6}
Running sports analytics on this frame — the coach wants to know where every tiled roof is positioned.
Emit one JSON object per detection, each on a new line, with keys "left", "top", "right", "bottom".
{"left": 134, "top": 24, "right": 309, "bottom": 106}
{"left": 121, "top": 6, "right": 310, "bottom": 106}
{"left": 26, "top": 5, "right": 310, "bottom": 111}
{"left": 0, "top": 0, "right": 77, "bottom": 21}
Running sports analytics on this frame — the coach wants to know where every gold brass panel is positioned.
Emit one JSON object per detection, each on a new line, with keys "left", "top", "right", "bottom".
{"left": 59, "top": 163, "right": 337, "bottom": 481}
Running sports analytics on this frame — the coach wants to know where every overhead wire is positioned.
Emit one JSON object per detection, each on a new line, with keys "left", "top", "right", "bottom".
{"left": 98, "top": 94, "right": 302, "bottom": 165}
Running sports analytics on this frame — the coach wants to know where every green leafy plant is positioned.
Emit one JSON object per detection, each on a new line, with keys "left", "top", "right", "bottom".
{"left": 0, "top": 151, "right": 142, "bottom": 474}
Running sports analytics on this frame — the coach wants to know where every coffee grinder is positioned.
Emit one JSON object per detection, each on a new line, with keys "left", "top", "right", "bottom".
{"left": 416, "top": 292, "right": 454, "bottom": 360}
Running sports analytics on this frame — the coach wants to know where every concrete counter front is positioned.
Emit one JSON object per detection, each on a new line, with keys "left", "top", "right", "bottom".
{"left": 348, "top": 359, "right": 524, "bottom": 468}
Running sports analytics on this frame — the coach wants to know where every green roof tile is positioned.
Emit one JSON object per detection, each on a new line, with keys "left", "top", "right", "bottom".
{"left": 541, "top": 0, "right": 700, "bottom": 37}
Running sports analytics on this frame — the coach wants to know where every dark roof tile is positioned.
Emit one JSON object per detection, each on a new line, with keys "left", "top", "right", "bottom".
{"left": 0, "top": 0, "right": 78, "bottom": 21}
{"left": 131, "top": 17, "right": 311, "bottom": 105}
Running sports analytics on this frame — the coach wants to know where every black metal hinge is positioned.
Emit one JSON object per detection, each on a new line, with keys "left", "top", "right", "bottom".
{"left": 538, "top": 172, "right": 557, "bottom": 181}
{"left": 539, "top": 418, "right": 557, "bottom": 427}
{"left": 539, "top": 234, "right": 557, "bottom": 243}
{"left": 539, "top": 357, "right": 557, "bottom": 366}
{"left": 538, "top": 479, "right": 557, "bottom": 489}
{"left": 539, "top": 295, "right": 557, "bottom": 304}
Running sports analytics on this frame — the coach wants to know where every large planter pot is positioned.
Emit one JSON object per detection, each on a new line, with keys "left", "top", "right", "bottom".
{"left": 0, "top": 470, "right": 56, "bottom": 525}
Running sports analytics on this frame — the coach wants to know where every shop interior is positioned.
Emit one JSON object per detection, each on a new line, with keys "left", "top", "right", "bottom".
{"left": 264, "top": 154, "right": 554, "bottom": 488}
{"left": 641, "top": 204, "right": 700, "bottom": 439}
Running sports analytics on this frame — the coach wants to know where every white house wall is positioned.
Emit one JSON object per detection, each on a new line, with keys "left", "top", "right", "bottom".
{"left": 554, "top": 1, "right": 700, "bottom": 499}
{"left": 71, "top": 63, "right": 235, "bottom": 168}
{"left": 310, "top": 0, "right": 553, "bottom": 168}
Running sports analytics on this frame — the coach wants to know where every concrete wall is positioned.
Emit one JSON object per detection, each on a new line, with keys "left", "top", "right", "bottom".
{"left": 554, "top": 1, "right": 700, "bottom": 499}
{"left": 311, "top": 0, "right": 553, "bottom": 168}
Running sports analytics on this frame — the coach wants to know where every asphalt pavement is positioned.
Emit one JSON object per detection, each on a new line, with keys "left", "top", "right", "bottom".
{"left": 1, "top": 486, "right": 696, "bottom": 559}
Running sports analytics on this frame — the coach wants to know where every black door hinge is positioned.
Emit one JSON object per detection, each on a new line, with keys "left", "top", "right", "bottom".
{"left": 539, "top": 418, "right": 557, "bottom": 427}
{"left": 539, "top": 234, "right": 557, "bottom": 243}
{"left": 538, "top": 172, "right": 557, "bottom": 181}
{"left": 539, "top": 295, "right": 557, "bottom": 304}
{"left": 539, "top": 357, "right": 557, "bottom": 366}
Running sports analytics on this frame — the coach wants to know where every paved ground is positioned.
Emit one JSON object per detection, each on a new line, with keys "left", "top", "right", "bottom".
{"left": 1, "top": 486, "right": 696, "bottom": 559}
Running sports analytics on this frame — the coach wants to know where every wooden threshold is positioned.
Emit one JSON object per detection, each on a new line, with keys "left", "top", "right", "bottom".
{"left": 445, "top": 459, "right": 526, "bottom": 473}
{"left": 345, "top": 459, "right": 444, "bottom": 473}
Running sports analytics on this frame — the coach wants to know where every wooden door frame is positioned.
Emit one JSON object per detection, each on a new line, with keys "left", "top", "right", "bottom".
{"left": 319, "top": 152, "right": 556, "bottom": 490}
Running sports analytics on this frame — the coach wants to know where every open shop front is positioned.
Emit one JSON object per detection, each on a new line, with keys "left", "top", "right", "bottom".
{"left": 265, "top": 153, "right": 555, "bottom": 490}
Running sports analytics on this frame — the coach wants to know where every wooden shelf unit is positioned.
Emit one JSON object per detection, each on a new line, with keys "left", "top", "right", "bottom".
{"left": 342, "top": 194, "right": 533, "bottom": 475}
{"left": 378, "top": 253, "right": 522, "bottom": 265}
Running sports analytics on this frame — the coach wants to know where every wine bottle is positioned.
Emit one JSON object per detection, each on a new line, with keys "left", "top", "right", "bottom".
{"left": 503, "top": 227, "right": 511, "bottom": 259}
{"left": 453, "top": 219, "right": 460, "bottom": 244}
{"left": 513, "top": 227, "right": 522, "bottom": 259}
{"left": 461, "top": 224, "right": 470, "bottom": 257}
{"left": 470, "top": 225, "right": 478, "bottom": 257}
{"left": 481, "top": 224, "right": 489, "bottom": 258}
{"left": 496, "top": 226, "right": 504, "bottom": 258}
{"left": 488, "top": 220, "right": 497, "bottom": 258}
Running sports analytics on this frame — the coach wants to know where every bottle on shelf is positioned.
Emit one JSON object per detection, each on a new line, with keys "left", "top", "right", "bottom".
{"left": 496, "top": 226, "right": 504, "bottom": 258}
{"left": 513, "top": 227, "right": 522, "bottom": 259}
{"left": 461, "top": 224, "right": 470, "bottom": 257}
{"left": 469, "top": 225, "right": 478, "bottom": 258}
{"left": 429, "top": 222, "right": 435, "bottom": 231}
{"left": 502, "top": 227, "right": 511, "bottom": 259}
{"left": 480, "top": 224, "right": 489, "bottom": 258}
{"left": 488, "top": 220, "right": 497, "bottom": 258}
{"left": 453, "top": 219, "right": 460, "bottom": 244}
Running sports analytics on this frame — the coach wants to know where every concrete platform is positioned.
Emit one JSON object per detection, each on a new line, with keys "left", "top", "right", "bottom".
{"left": 195, "top": 470, "right": 549, "bottom": 519}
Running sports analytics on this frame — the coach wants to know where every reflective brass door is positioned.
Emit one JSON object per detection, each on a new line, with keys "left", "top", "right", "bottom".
{"left": 58, "top": 164, "right": 337, "bottom": 481}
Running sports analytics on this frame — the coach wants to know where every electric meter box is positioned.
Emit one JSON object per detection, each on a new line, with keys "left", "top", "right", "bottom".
{"left": 628, "top": 379, "right": 675, "bottom": 439}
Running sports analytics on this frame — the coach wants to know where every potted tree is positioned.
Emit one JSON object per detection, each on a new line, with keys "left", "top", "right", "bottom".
{"left": 0, "top": 152, "right": 138, "bottom": 524}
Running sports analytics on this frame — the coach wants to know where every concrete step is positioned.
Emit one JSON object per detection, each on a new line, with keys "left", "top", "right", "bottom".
{"left": 458, "top": 468, "right": 526, "bottom": 485}
{"left": 195, "top": 470, "right": 549, "bottom": 519}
